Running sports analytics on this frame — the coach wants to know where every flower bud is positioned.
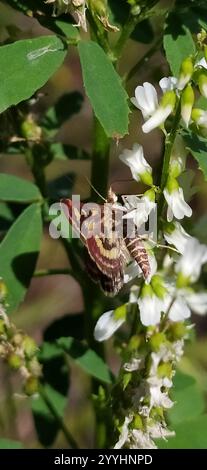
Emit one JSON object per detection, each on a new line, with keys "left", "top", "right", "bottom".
{"left": 157, "top": 362, "right": 172, "bottom": 379}
{"left": 22, "top": 336, "right": 38, "bottom": 359}
{"left": 12, "top": 333, "right": 24, "bottom": 346}
{"left": 123, "top": 372, "right": 132, "bottom": 390}
{"left": 128, "top": 334, "right": 143, "bottom": 351}
{"left": 21, "top": 117, "right": 42, "bottom": 141}
{"left": 7, "top": 353, "right": 22, "bottom": 370}
{"left": 177, "top": 56, "right": 194, "bottom": 90}
{"left": 24, "top": 376, "right": 39, "bottom": 396}
{"left": 131, "top": 415, "right": 143, "bottom": 430}
{"left": 169, "top": 322, "right": 187, "bottom": 340}
{"left": 149, "top": 332, "right": 166, "bottom": 351}
{"left": 195, "top": 69, "right": 207, "bottom": 98}
{"left": 181, "top": 84, "right": 194, "bottom": 127}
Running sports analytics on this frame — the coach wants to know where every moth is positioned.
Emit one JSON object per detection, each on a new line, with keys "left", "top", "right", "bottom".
{"left": 61, "top": 188, "right": 150, "bottom": 297}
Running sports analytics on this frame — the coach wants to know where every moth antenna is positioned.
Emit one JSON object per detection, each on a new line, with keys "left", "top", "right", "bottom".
{"left": 84, "top": 176, "right": 107, "bottom": 202}
{"left": 156, "top": 243, "right": 179, "bottom": 254}
{"left": 147, "top": 238, "right": 179, "bottom": 254}
{"left": 122, "top": 193, "right": 145, "bottom": 197}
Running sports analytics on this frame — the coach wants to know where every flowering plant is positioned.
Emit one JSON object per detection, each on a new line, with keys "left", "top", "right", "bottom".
{"left": 0, "top": 0, "right": 207, "bottom": 451}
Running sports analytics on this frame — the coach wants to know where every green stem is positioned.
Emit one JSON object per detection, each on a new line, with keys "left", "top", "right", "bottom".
{"left": 91, "top": 116, "right": 110, "bottom": 201}
{"left": 125, "top": 37, "right": 162, "bottom": 83}
{"left": 87, "top": 9, "right": 111, "bottom": 56}
{"left": 114, "top": 14, "right": 140, "bottom": 59}
{"left": 39, "top": 385, "right": 79, "bottom": 449}
{"left": 157, "top": 102, "right": 181, "bottom": 221}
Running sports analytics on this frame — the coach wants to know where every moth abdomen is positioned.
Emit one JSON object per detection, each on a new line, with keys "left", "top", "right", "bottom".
{"left": 125, "top": 238, "right": 150, "bottom": 280}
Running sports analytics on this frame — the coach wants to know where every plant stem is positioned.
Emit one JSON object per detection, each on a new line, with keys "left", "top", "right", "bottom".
{"left": 157, "top": 102, "right": 181, "bottom": 221}
{"left": 125, "top": 37, "right": 162, "bottom": 83}
{"left": 39, "top": 385, "right": 79, "bottom": 449}
{"left": 87, "top": 9, "right": 111, "bottom": 56}
{"left": 114, "top": 14, "right": 140, "bottom": 59}
{"left": 91, "top": 116, "right": 110, "bottom": 201}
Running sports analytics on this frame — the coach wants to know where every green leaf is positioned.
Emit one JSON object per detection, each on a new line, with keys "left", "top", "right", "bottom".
{"left": 168, "top": 372, "right": 205, "bottom": 425}
{"left": 0, "top": 36, "right": 67, "bottom": 114}
{"left": 0, "top": 202, "right": 14, "bottom": 231}
{"left": 164, "top": 13, "right": 196, "bottom": 76}
{"left": 54, "top": 20, "right": 80, "bottom": 40}
{"left": 78, "top": 41, "right": 129, "bottom": 138}
{"left": 0, "top": 174, "right": 41, "bottom": 203}
{"left": 0, "top": 204, "right": 42, "bottom": 312}
{"left": 184, "top": 132, "right": 207, "bottom": 181}
{"left": 57, "top": 337, "right": 112, "bottom": 384}
{"left": 32, "top": 384, "right": 68, "bottom": 447}
{"left": 0, "top": 439, "right": 23, "bottom": 449}
{"left": 157, "top": 415, "right": 207, "bottom": 449}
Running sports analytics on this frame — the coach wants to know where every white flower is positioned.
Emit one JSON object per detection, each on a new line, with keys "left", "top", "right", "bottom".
{"left": 119, "top": 144, "right": 152, "bottom": 184}
{"left": 131, "top": 82, "right": 158, "bottom": 119}
{"left": 168, "top": 296, "right": 191, "bottom": 321}
{"left": 149, "top": 423, "right": 175, "bottom": 440}
{"left": 164, "top": 221, "right": 192, "bottom": 254}
{"left": 130, "top": 429, "right": 157, "bottom": 449}
{"left": 147, "top": 376, "right": 174, "bottom": 409}
{"left": 176, "top": 238, "right": 207, "bottom": 283}
{"left": 142, "top": 90, "right": 176, "bottom": 134}
{"left": 129, "top": 284, "right": 140, "bottom": 302}
{"left": 122, "top": 190, "right": 156, "bottom": 230}
{"left": 138, "top": 292, "right": 165, "bottom": 326}
{"left": 159, "top": 76, "right": 177, "bottom": 93}
{"left": 124, "top": 358, "right": 143, "bottom": 372}
{"left": 177, "top": 57, "right": 193, "bottom": 90}
{"left": 142, "top": 106, "right": 172, "bottom": 134}
{"left": 187, "top": 291, "right": 207, "bottom": 315}
{"left": 124, "top": 262, "right": 140, "bottom": 284}
{"left": 164, "top": 186, "right": 192, "bottom": 222}
{"left": 114, "top": 416, "right": 132, "bottom": 449}
{"left": 94, "top": 310, "right": 125, "bottom": 342}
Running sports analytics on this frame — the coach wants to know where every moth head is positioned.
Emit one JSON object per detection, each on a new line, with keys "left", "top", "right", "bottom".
{"left": 107, "top": 187, "right": 118, "bottom": 204}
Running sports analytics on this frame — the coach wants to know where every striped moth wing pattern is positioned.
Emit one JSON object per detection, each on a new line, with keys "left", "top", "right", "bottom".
{"left": 61, "top": 190, "right": 150, "bottom": 296}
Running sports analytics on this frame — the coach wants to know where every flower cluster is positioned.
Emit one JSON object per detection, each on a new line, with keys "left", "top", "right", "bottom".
{"left": 0, "top": 281, "right": 41, "bottom": 396}
{"left": 113, "top": 330, "right": 186, "bottom": 449}
{"left": 94, "top": 42, "right": 207, "bottom": 448}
